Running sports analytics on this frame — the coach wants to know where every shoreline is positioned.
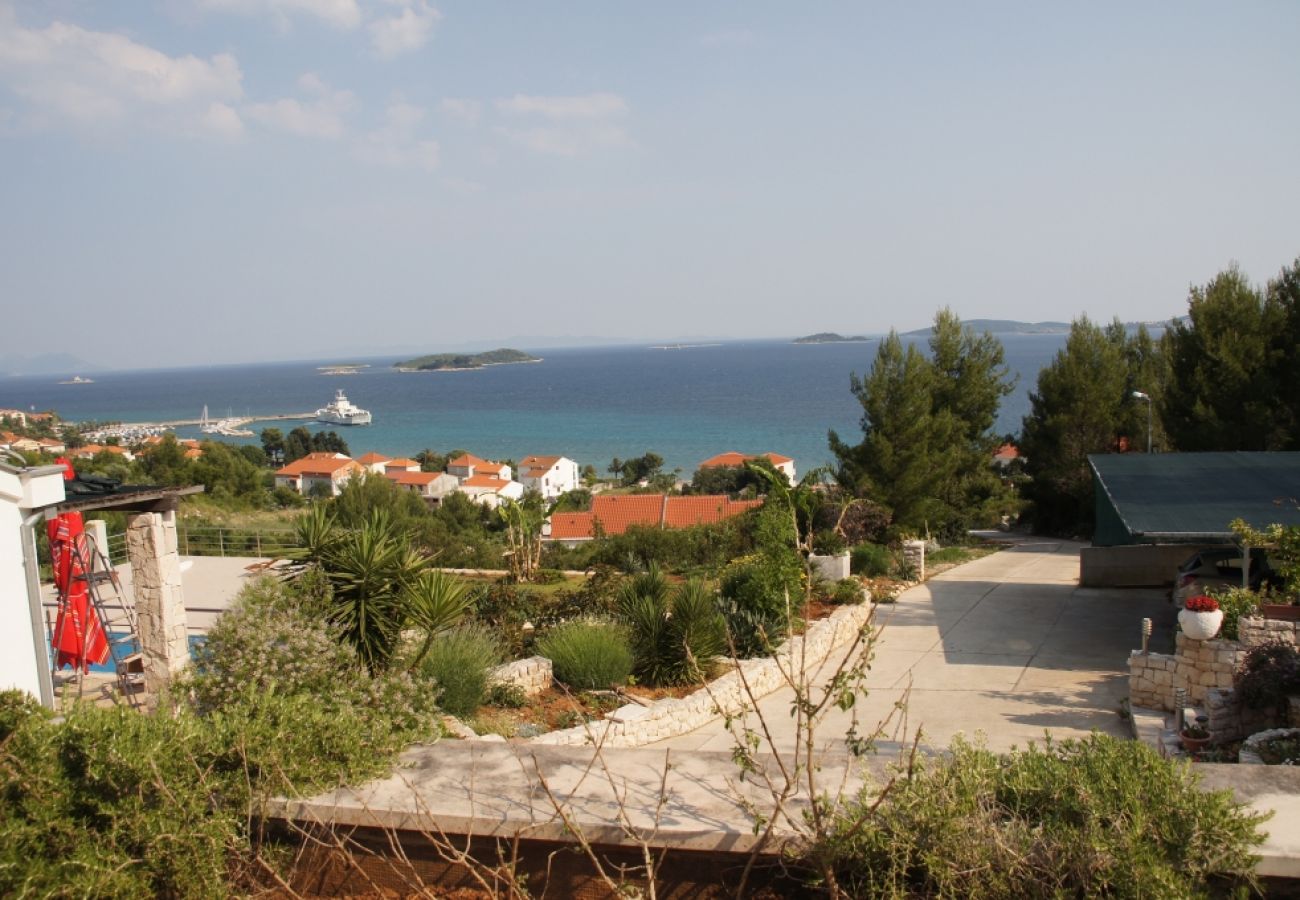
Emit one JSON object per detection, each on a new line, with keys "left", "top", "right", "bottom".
{"left": 394, "top": 358, "right": 544, "bottom": 373}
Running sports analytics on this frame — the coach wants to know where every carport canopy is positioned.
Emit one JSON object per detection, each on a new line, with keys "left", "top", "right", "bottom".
{"left": 1088, "top": 451, "right": 1300, "bottom": 547}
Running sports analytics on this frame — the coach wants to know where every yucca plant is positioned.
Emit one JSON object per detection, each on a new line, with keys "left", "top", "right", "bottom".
{"left": 405, "top": 569, "right": 473, "bottom": 668}
{"left": 619, "top": 565, "right": 726, "bottom": 686}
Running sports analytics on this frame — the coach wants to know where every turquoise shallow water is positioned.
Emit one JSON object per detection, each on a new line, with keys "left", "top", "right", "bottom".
{"left": 0, "top": 337, "right": 1065, "bottom": 475}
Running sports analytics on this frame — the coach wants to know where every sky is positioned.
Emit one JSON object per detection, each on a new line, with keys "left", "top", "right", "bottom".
{"left": 2, "top": 1, "right": 1298, "bottom": 370}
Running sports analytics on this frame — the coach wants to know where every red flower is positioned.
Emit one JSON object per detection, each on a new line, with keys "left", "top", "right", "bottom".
{"left": 1185, "top": 595, "right": 1220, "bottom": 613}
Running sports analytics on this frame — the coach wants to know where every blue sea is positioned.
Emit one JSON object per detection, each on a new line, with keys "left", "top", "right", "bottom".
{"left": 0, "top": 336, "right": 1066, "bottom": 476}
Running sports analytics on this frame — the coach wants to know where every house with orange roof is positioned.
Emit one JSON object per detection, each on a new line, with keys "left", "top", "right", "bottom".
{"left": 1, "top": 433, "right": 41, "bottom": 454}
{"left": 517, "top": 455, "right": 580, "bottom": 499}
{"left": 384, "top": 469, "right": 460, "bottom": 503}
{"left": 0, "top": 409, "right": 28, "bottom": 427}
{"left": 447, "top": 453, "right": 512, "bottom": 482}
{"left": 457, "top": 473, "right": 525, "bottom": 508}
{"left": 69, "top": 444, "right": 134, "bottom": 462}
{"left": 698, "top": 451, "right": 796, "bottom": 484}
{"left": 992, "top": 443, "right": 1021, "bottom": 469}
{"left": 274, "top": 452, "right": 362, "bottom": 496}
{"left": 36, "top": 437, "right": 66, "bottom": 455}
{"left": 384, "top": 457, "right": 421, "bottom": 473}
{"left": 544, "top": 494, "right": 762, "bottom": 546}
{"left": 356, "top": 451, "right": 391, "bottom": 475}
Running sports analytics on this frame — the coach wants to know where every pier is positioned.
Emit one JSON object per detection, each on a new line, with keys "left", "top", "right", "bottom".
{"left": 117, "top": 412, "right": 316, "bottom": 431}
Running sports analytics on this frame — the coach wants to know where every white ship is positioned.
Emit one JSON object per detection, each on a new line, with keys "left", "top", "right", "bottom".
{"left": 316, "top": 389, "right": 372, "bottom": 426}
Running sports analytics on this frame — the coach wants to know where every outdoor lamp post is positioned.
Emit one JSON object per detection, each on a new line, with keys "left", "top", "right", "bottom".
{"left": 1131, "top": 391, "right": 1152, "bottom": 453}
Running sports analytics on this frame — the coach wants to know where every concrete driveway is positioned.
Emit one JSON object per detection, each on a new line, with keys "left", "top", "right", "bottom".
{"left": 653, "top": 536, "right": 1176, "bottom": 754}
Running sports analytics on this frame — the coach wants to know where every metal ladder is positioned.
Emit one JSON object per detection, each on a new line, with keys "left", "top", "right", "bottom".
{"left": 60, "top": 534, "right": 145, "bottom": 706}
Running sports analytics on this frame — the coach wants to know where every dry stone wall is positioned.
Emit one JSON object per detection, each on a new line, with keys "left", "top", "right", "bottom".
{"left": 488, "top": 655, "right": 552, "bottom": 696}
{"left": 1129, "top": 633, "right": 1244, "bottom": 710}
{"left": 528, "top": 599, "right": 874, "bottom": 748}
{"left": 1239, "top": 616, "right": 1299, "bottom": 648}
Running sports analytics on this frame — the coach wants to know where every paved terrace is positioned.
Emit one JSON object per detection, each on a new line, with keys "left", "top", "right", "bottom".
{"left": 656, "top": 535, "right": 1175, "bottom": 754}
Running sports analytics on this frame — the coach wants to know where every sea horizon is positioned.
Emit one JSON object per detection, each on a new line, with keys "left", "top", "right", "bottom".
{"left": 0, "top": 336, "right": 1067, "bottom": 476}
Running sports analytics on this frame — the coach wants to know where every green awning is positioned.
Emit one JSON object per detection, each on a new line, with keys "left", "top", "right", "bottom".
{"left": 1088, "top": 452, "right": 1300, "bottom": 546}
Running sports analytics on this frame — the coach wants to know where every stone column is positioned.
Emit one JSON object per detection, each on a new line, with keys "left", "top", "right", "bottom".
{"left": 125, "top": 510, "right": 189, "bottom": 699}
{"left": 902, "top": 540, "right": 926, "bottom": 581}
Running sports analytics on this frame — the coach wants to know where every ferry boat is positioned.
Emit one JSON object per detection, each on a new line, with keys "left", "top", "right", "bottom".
{"left": 316, "top": 389, "right": 372, "bottom": 426}
{"left": 58, "top": 375, "right": 95, "bottom": 384}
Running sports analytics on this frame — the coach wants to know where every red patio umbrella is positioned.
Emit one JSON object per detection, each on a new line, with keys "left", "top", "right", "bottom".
{"left": 48, "top": 507, "right": 111, "bottom": 673}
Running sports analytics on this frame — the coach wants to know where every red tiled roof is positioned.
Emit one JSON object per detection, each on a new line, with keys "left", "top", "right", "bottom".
{"left": 461, "top": 474, "right": 511, "bottom": 490}
{"left": 386, "top": 470, "right": 441, "bottom": 486}
{"left": 519, "top": 455, "right": 561, "bottom": 473}
{"left": 699, "top": 451, "right": 792, "bottom": 469}
{"left": 276, "top": 454, "right": 357, "bottom": 477}
{"left": 549, "top": 512, "right": 595, "bottom": 540}
{"left": 547, "top": 493, "right": 762, "bottom": 540}
{"left": 448, "top": 453, "right": 488, "bottom": 469}
{"left": 357, "top": 452, "right": 390, "bottom": 465}
{"left": 993, "top": 443, "right": 1019, "bottom": 460}
{"left": 663, "top": 496, "right": 762, "bottom": 528}
{"left": 589, "top": 494, "right": 664, "bottom": 535}
{"left": 385, "top": 457, "right": 420, "bottom": 469}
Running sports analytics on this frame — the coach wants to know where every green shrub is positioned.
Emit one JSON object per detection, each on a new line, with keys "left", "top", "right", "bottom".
{"left": 538, "top": 620, "right": 634, "bottom": 690}
{"left": 820, "top": 734, "right": 1265, "bottom": 898}
{"left": 420, "top": 625, "right": 502, "bottom": 717}
{"left": 830, "top": 577, "right": 866, "bottom": 605}
{"left": 1236, "top": 640, "right": 1300, "bottom": 712}
{"left": 619, "top": 567, "right": 727, "bottom": 686}
{"left": 485, "top": 682, "right": 528, "bottom": 708}
{"left": 1207, "top": 585, "right": 1260, "bottom": 641}
{"left": 718, "top": 553, "right": 800, "bottom": 657}
{"left": 850, "top": 543, "right": 893, "bottom": 577}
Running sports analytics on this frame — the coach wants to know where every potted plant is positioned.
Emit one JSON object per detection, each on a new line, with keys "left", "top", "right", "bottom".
{"left": 1178, "top": 594, "right": 1223, "bottom": 640}
{"left": 1180, "top": 717, "right": 1213, "bottom": 754}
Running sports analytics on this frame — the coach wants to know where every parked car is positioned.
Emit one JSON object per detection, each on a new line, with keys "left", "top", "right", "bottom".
{"left": 1172, "top": 547, "right": 1281, "bottom": 607}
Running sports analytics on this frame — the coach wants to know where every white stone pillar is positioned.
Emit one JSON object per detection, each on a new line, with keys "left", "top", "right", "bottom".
{"left": 125, "top": 510, "right": 189, "bottom": 699}
{"left": 902, "top": 540, "right": 926, "bottom": 581}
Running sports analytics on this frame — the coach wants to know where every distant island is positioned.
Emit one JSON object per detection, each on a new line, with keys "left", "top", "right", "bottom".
{"left": 901, "top": 319, "right": 1072, "bottom": 337}
{"left": 394, "top": 348, "right": 541, "bottom": 371}
{"left": 793, "top": 332, "right": 872, "bottom": 344}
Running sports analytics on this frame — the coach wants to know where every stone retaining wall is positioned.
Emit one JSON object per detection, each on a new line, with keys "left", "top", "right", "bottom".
{"left": 529, "top": 599, "right": 875, "bottom": 748}
{"left": 1239, "top": 616, "right": 1300, "bottom": 648}
{"left": 1129, "top": 633, "right": 1244, "bottom": 710}
{"left": 488, "top": 655, "right": 553, "bottom": 696}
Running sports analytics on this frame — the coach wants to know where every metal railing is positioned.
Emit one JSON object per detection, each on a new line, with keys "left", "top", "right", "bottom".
{"left": 104, "top": 526, "right": 298, "bottom": 560}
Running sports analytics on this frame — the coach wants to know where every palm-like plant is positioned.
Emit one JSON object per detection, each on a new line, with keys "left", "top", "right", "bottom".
{"left": 404, "top": 569, "right": 473, "bottom": 668}
{"left": 619, "top": 565, "right": 726, "bottom": 686}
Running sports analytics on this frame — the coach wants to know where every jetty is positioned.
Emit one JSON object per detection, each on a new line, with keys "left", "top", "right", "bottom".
{"left": 113, "top": 411, "right": 316, "bottom": 431}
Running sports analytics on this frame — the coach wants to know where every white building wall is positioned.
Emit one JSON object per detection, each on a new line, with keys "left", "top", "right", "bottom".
{"left": 0, "top": 466, "right": 65, "bottom": 703}
{"left": 523, "top": 458, "right": 580, "bottom": 499}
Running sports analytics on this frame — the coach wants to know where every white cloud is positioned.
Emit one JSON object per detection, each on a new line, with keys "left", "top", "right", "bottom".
{"left": 368, "top": 0, "right": 439, "bottom": 58}
{"left": 203, "top": 101, "right": 245, "bottom": 138}
{"left": 439, "top": 96, "right": 480, "bottom": 125}
{"left": 0, "top": 14, "right": 244, "bottom": 136}
{"left": 245, "top": 73, "right": 354, "bottom": 138}
{"left": 494, "top": 92, "right": 631, "bottom": 156}
{"left": 495, "top": 92, "right": 627, "bottom": 119}
{"left": 353, "top": 99, "right": 438, "bottom": 170}
{"left": 195, "top": 0, "right": 362, "bottom": 30}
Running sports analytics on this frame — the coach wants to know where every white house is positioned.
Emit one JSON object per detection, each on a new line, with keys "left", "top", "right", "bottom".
{"left": 447, "top": 453, "right": 512, "bottom": 483}
{"left": 385, "top": 470, "right": 460, "bottom": 503}
{"left": 356, "top": 452, "right": 392, "bottom": 475}
{"left": 274, "top": 452, "right": 363, "bottom": 496}
{"left": 697, "top": 451, "right": 796, "bottom": 485}
{"left": 457, "top": 474, "right": 525, "bottom": 508}
{"left": 517, "top": 455, "right": 580, "bottom": 500}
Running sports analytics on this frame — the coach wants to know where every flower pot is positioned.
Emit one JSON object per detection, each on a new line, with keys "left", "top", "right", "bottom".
{"left": 1180, "top": 731, "right": 1212, "bottom": 754}
{"left": 1178, "top": 608, "right": 1223, "bottom": 640}
{"left": 1260, "top": 603, "right": 1300, "bottom": 622}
